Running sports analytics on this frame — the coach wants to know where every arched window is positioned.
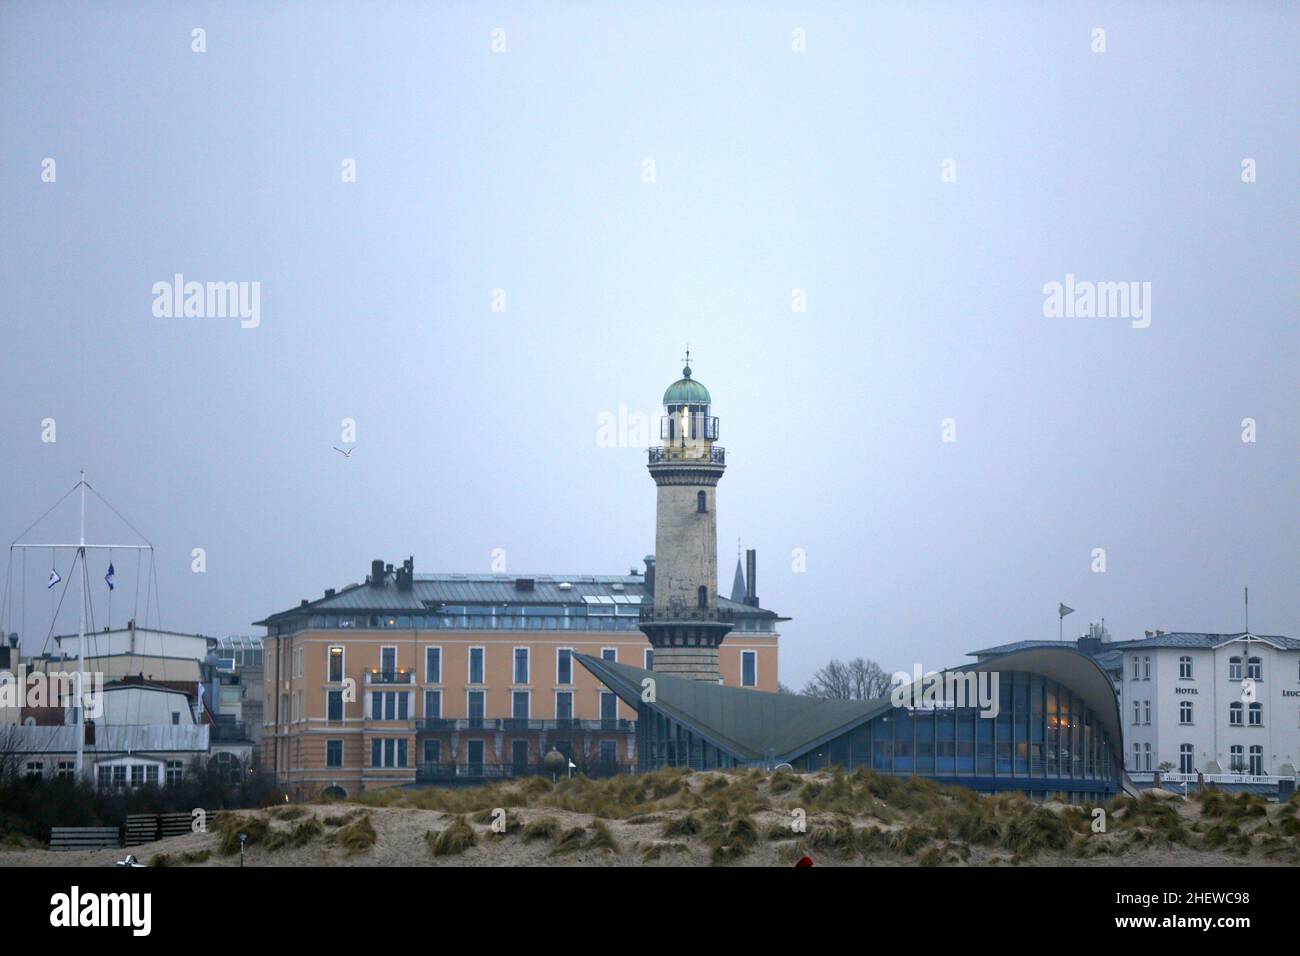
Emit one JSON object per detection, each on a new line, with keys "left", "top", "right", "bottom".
{"left": 1247, "top": 657, "right": 1262, "bottom": 680}
{"left": 1228, "top": 657, "right": 1242, "bottom": 680}
{"left": 1229, "top": 701, "right": 1243, "bottom": 725}
{"left": 697, "top": 586, "right": 708, "bottom": 609}
{"left": 1248, "top": 702, "right": 1262, "bottom": 726}
{"left": 696, "top": 490, "right": 707, "bottom": 513}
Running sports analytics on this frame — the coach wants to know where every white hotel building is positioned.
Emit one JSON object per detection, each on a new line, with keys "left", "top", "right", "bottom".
{"left": 973, "top": 630, "right": 1300, "bottom": 791}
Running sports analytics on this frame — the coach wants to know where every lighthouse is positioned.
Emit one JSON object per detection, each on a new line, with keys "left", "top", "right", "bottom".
{"left": 640, "top": 353, "right": 732, "bottom": 681}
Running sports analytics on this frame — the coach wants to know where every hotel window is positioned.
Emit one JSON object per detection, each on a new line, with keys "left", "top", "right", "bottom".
{"left": 1248, "top": 702, "right": 1262, "bottom": 726}
{"left": 1179, "top": 656, "right": 1192, "bottom": 679}
{"left": 467, "top": 690, "right": 486, "bottom": 723}
{"left": 1229, "top": 702, "right": 1243, "bottom": 726}
{"left": 145, "top": 765, "right": 159, "bottom": 786}
{"left": 1229, "top": 657, "right": 1242, "bottom": 680}
{"left": 1131, "top": 744, "right": 1140, "bottom": 769}
{"left": 424, "top": 690, "right": 442, "bottom": 719}
{"left": 742, "top": 650, "right": 757, "bottom": 688}
{"left": 326, "top": 740, "right": 343, "bottom": 767}
{"left": 327, "top": 690, "right": 343, "bottom": 721}
{"left": 601, "top": 647, "right": 617, "bottom": 663}
{"left": 1143, "top": 657, "right": 1151, "bottom": 680}
{"left": 371, "top": 738, "right": 407, "bottom": 768}
{"left": 25, "top": 761, "right": 42, "bottom": 780}
{"left": 1229, "top": 745, "right": 1245, "bottom": 773}
{"left": 328, "top": 646, "right": 344, "bottom": 682}
{"left": 557, "top": 648, "right": 573, "bottom": 685}
{"left": 696, "top": 490, "right": 707, "bottom": 513}
{"left": 423, "top": 739, "right": 441, "bottom": 765}
{"left": 644, "top": 649, "right": 654, "bottom": 670}
{"left": 1131, "top": 658, "right": 1140, "bottom": 680}
{"left": 1179, "top": 701, "right": 1193, "bottom": 724}
{"left": 1247, "top": 657, "right": 1262, "bottom": 681}
{"left": 599, "top": 691, "right": 617, "bottom": 723}
{"left": 556, "top": 691, "right": 573, "bottom": 720}
{"left": 56, "top": 761, "right": 74, "bottom": 780}
{"left": 380, "top": 646, "right": 397, "bottom": 678}
{"left": 1249, "top": 745, "right": 1263, "bottom": 775}
{"left": 1132, "top": 699, "right": 1141, "bottom": 725}
{"left": 469, "top": 647, "right": 485, "bottom": 684}
{"left": 1179, "top": 744, "right": 1194, "bottom": 774}
{"left": 1143, "top": 700, "right": 1151, "bottom": 724}
{"left": 514, "top": 648, "right": 530, "bottom": 684}
{"left": 512, "top": 691, "right": 530, "bottom": 720}
{"left": 166, "top": 761, "right": 183, "bottom": 785}
{"left": 1143, "top": 742, "right": 1152, "bottom": 771}
{"left": 425, "top": 646, "right": 441, "bottom": 683}
{"left": 113, "top": 765, "right": 127, "bottom": 788}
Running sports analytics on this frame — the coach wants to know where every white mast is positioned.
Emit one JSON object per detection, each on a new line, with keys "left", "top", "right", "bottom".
{"left": 75, "top": 470, "right": 86, "bottom": 779}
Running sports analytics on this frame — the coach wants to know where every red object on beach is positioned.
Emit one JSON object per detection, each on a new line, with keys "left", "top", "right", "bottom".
{"left": 794, "top": 855, "right": 814, "bottom": 868}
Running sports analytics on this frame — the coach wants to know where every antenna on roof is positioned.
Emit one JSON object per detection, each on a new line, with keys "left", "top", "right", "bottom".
{"left": 1244, "top": 586, "right": 1249, "bottom": 633}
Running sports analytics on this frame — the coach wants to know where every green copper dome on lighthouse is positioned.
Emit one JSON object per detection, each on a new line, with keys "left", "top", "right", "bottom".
{"left": 663, "top": 363, "right": 711, "bottom": 405}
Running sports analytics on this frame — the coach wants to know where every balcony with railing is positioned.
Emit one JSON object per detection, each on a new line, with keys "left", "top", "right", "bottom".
{"left": 638, "top": 606, "right": 734, "bottom": 624}
{"left": 416, "top": 760, "right": 626, "bottom": 783}
{"left": 416, "top": 718, "right": 635, "bottom": 733}
{"left": 647, "top": 445, "right": 724, "bottom": 466}
{"left": 364, "top": 669, "right": 415, "bottom": 685}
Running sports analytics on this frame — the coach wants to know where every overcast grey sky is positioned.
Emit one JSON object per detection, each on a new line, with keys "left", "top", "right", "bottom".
{"left": 1, "top": 2, "right": 1295, "bottom": 687}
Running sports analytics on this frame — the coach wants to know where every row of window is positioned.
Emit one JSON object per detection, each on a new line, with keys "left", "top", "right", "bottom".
{"left": 328, "top": 687, "right": 626, "bottom": 723}
{"left": 1135, "top": 654, "right": 1295, "bottom": 681}
{"left": 282, "top": 611, "right": 775, "bottom": 633}
{"left": 321, "top": 645, "right": 761, "bottom": 688}
{"left": 1137, "top": 743, "right": 1268, "bottom": 776}
{"left": 1130, "top": 698, "right": 1277, "bottom": 727}
{"left": 92, "top": 760, "right": 185, "bottom": 789}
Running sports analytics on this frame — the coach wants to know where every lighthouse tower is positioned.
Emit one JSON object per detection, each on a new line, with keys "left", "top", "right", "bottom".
{"left": 641, "top": 353, "right": 732, "bottom": 682}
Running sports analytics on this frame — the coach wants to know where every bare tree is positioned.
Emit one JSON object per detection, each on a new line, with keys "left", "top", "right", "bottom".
{"left": 801, "top": 657, "right": 892, "bottom": 700}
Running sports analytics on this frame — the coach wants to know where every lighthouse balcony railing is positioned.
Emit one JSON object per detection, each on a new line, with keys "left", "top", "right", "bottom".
{"left": 639, "top": 607, "right": 734, "bottom": 624}
{"left": 660, "top": 414, "right": 720, "bottom": 441}
{"left": 647, "top": 445, "right": 725, "bottom": 465}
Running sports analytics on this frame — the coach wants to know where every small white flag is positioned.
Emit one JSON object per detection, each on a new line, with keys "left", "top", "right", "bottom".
{"left": 47, "top": 570, "right": 61, "bottom": 589}
{"left": 1058, "top": 603, "right": 1075, "bottom": 618}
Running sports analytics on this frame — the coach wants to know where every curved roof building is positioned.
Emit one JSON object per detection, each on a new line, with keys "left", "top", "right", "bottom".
{"left": 578, "top": 644, "right": 1127, "bottom": 799}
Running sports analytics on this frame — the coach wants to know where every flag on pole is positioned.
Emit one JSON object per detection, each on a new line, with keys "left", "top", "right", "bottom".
{"left": 104, "top": 563, "right": 115, "bottom": 591}
{"left": 47, "top": 569, "right": 62, "bottom": 589}
{"left": 1058, "top": 603, "right": 1074, "bottom": 618}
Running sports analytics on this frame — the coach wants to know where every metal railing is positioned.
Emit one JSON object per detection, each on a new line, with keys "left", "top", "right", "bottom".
{"left": 364, "top": 670, "right": 414, "bottom": 685}
{"left": 416, "top": 718, "right": 635, "bottom": 733}
{"left": 647, "top": 446, "right": 725, "bottom": 466}
{"left": 415, "top": 761, "right": 627, "bottom": 782}
{"left": 639, "top": 607, "right": 734, "bottom": 624}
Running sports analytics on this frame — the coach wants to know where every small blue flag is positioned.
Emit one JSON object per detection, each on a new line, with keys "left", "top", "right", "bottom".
{"left": 105, "top": 563, "right": 115, "bottom": 591}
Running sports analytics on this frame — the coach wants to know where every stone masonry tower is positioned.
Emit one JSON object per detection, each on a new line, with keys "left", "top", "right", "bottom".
{"left": 640, "top": 353, "right": 732, "bottom": 681}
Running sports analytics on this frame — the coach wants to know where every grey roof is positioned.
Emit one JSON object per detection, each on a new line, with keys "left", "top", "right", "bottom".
{"left": 969, "top": 632, "right": 1298, "bottom": 658}
{"left": 4, "top": 724, "right": 210, "bottom": 755}
{"left": 579, "top": 644, "right": 1126, "bottom": 767}
{"left": 575, "top": 654, "right": 888, "bottom": 761}
{"left": 258, "top": 572, "right": 783, "bottom": 624}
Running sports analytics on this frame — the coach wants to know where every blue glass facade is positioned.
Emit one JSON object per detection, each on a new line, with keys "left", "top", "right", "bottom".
{"left": 635, "top": 670, "right": 1121, "bottom": 798}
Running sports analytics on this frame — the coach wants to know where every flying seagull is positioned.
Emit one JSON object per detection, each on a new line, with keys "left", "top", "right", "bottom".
{"left": 333, "top": 445, "right": 356, "bottom": 458}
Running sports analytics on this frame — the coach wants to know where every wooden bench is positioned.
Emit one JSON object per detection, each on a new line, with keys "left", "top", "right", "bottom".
{"left": 124, "top": 814, "right": 160, "bottom": 846}
{"left": 49, "top": 827, "right": 121, "bottom": 851}
{"left": 159, "top": 812, "right": 200, "bottom": 838}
